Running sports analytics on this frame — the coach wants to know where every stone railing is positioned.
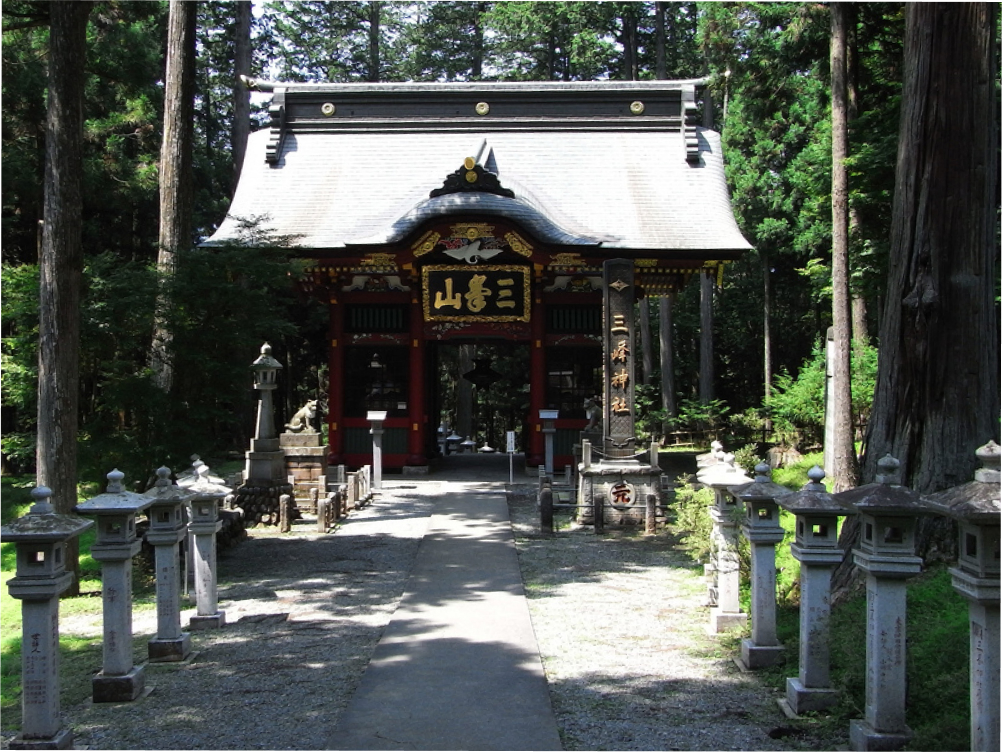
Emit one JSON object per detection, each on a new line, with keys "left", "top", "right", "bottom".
{"left": 702, "top": 443, "right": 1000, "bottom": 752}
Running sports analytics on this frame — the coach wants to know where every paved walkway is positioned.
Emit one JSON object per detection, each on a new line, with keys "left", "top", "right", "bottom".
{"left": 328, "top": 454, "right": 562, "bottom": 750}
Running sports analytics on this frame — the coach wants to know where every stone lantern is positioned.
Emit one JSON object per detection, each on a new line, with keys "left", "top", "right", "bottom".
{"left": 143, "top": 466, "right": 191, "bottom": 662}
{"left": 247, "top": 342, "right": 284, "bottom": 477}
{"left": 696, "top": 453, "right": 750, "bottom": 633}
{"left": 729, "top": 462, "right": 792, "bottom": 669}
{"left": 185, "top": 469, "right": 232, "bottom": 630}
{"left": 923, "top": 441, "right": 1000, "bottom": 752}
{"left": 367, "top": 410, "right": 388, "bottom": 491}
{"left": 2, "top": 486, "right": 92, "bottom": 749}
{"left": 833, "top": 454, "right": 927, "bottom": 751}
{"left": 776, "top": 465, "right": 854, "bottom": 714}
{"left": 539, "top": 409, "right": 559, "bottom": 478}
{"left": 75, "top": 469, "right": 156, "bottom": 703}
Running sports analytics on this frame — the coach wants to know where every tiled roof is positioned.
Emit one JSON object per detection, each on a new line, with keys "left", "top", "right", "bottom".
{"left": 204, "top": 81, "right": 752, "bottom": 256}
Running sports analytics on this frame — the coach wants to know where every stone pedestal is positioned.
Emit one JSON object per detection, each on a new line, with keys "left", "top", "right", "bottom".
{"left": 578, "top": 461, "right": 661, "bottom": 526}
{"left": 281, "top": 431, "right": 328, "bottom": 507}
{"left": 786, "top": 546, "right": 844, "bottom": 713}
{"left": 740, "top": 526, "right": 785, "bottom": 669}
{"left": 708, "top": 505, "right": 747, "bottom": 633}
{"left": 849, "top": 570, "right": 918, "bottom": 750}
{"left": 76, "top": 471, "right": 154, "bottom": 703}
{"left": 188, "top": 492, "right": 226, "bottom": 630}
{"left": 144, "top": 467, "right": 191, "bottom": 663}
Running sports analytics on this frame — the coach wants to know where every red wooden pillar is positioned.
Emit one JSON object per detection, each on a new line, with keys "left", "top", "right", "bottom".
{"left": 528, "top": 280, "right": 546, "bottom": 467}
{"left": 327, "top": 295, "right": 345, "bottom": 466}
{"left": 407, "top": 293, "right": 427, "bottom": 467}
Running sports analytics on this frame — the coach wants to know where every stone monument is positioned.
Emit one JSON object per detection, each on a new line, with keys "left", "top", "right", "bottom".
{"left": 577, "top": 259, "right": 661, "bottom": 526}
{"left": 232, "top": 343, "right": 293, "bottom": 526}
{"left": 281, "top": 398, "right": 328, "bottom": 508}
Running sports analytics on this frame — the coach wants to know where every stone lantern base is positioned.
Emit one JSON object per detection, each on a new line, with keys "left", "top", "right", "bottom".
{"left": 92, "top": 665, "right": 145, "bottom": 703}
{"left": 785, "top": 678, "right": 838, "bottom": 714}
{"left": 849, "top": 719, "right": 913, "bottom": 751}
{"left": 148, "top": 633, "right": 192, "bottom": 663}
{"left": 9, "top": 728, "right": 73, "bottom": 750}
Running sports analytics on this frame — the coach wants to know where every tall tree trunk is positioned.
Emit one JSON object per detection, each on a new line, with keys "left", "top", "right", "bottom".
{"left": 698, "top": 272, "right": 714, "bottom": 405}
{"left": 846, "top": 3, "right": 869, "bottom": 354}
{"left": 659, "top": 295, "right": 677, "bottom": 436}
{"left": 639, "top": 299, "right": 653, "bottom": 386}
{"left": 471, "top": 2, "right": 485, "bottom": 79}
{"left": 655, "top": 2, "right": 666, "bottom": 79}
{"left": 232, "top": 0, "right": 252, "bottom": 191}
{"left": 833, "top": 3, "right": 999, "bottom": 600}
{"left": 368, "top": 1, "right": 380, "bottom": 82}
{"left": 828, "top": 3, "right": 859, "bottom": 492}
{"left": 864, "top": 2, "right": 999, "bottom": 491}
{"left": 762, "top": 251, "right": 773, "bottom": 434}
{"left": 38, "top": 0, "right": 91, "bottom": 596}
{"left": 151, "top": 0, "right": 196, "bottom": 393}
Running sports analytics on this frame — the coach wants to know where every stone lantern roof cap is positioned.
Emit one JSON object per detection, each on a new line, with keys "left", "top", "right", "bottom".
{"left": 1, "top": 486, "right": 93, "bottom": 542}
{"left": 728, "top": 461, "right": 794, "bottom": 501}
{"left": 923, "top": 441, "right": 1001, "bottom": 523}
{"left": 251, "top": 342, "right": 284, "bottom": 371}
{"left": 695, "top": 453, "right": 750, "bottom": 487}
{"left": 143, "top": 466, "right": 194, "bottom": 503}
{"left": 831, "top": 454, "right": 928, "bottom": 516}
{"left": 76, "top": 469, "right": 156, "bottom": 515}
{"left": 776, "top": 465, "right": 855, "bottom": 515}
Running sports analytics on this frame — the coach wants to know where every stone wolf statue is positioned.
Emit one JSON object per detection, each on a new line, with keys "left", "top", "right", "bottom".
{"left": 285, "top": 399, "right": 318, "bottom": 433}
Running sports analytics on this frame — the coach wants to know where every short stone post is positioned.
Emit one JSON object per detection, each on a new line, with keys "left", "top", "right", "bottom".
{"left": 729, "top": 462, "right": 792, "bottom": 668}
{"left": 540, "top": 409, "right": 559, "bottom": 478}
{"left": 696, "top": 454, "right": 750, "bottom": 633}
{"left": 143, "top": 467, "right": 191, "bottom": 663}
{"left": 2, "top": 486, "right": 92, "bottom": 749}
{"left": 834, "top": 455, "right": 927, "bottom": 751}
{"left": 540, "top": 479, "right": 554, "bottom": 535}
{"left": 187, "top": 484, "right": 229, "bottom": 630}
{"left": 923, "top": 441, "right": 1000, "bottom": 752}
{"left": 75, "top": 470, "right": 155, "bottom": 702}
{"left": 367, "top": 410, "right": 387, "bottom": 491}
{"left": 776, "top": 465, "right": 853, "bottom": 714}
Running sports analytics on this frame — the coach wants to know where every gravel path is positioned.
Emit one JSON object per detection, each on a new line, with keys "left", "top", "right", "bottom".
{"left": 4, "top": 472, "right": 848, "bottom": 750}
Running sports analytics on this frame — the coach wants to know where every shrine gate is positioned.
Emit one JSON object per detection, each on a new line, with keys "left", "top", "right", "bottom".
{"left": 205, "top": 79, "right": 751, "bottom": 472}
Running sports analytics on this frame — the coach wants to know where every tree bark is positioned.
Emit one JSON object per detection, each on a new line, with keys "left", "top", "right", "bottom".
{"left": 37, "top": 0, "right": 91, "bottom": 595}
{"left": 655, "top": 2, "right": 667, "bottom": 80}
{"left": 232, "top": 0, "right": 252, "bottom": 191}
{"left": 762, "top": 251, "right": 773, "bottom": 434}
{"left": 829, "top": 3, "right": 860, "bottom": 491}
{"left": 833, "top": 3, "right": 999, "bottom": 600}
{"left": 368, "top": 1, "right": 381, "bottom": 82}
{"left": 659, "top": 295, "right": 677, "bottom": 436}
{"left": 639, "top": 298, "right": 653, "bottom": 386}
{"left": 863, "top": 2, "right": 999, "bottom": 491}
{"left": 151, "top": 0, "right": 196, "bottom": 393}
{"left": 698, "top": 272, "right": 714, "bottom": 405}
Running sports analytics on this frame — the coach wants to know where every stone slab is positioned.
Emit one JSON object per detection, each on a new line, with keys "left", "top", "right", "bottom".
{"left": 849, "top": 719, "right": 913, "bottom": 751}
{"left": 188, "top": 611, "right": 226, "bottom": 630}
{"left": 9, "top": 728, "right": 73, "bottom": 750}
{"left": 147, "top": 634, "right": 192, "bottom": 663}
{"left": 739, "top": 637, "right": 785, "bottom": 669}
{"left": 280, "top": 432, "right": 323, "bottom": 448}
{"left": 92, "top": 665, "right": 145, "bottom": 703}
{"left": 785, "top": 678, "right": 839, "bottom": 715}
{"left": 326, "top": 486, "right": 562, "bottom": 751}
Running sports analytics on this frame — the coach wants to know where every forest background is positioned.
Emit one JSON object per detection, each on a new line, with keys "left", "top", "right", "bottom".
{"left": 0, "top": 1, "right": 991, "bottom": 487}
